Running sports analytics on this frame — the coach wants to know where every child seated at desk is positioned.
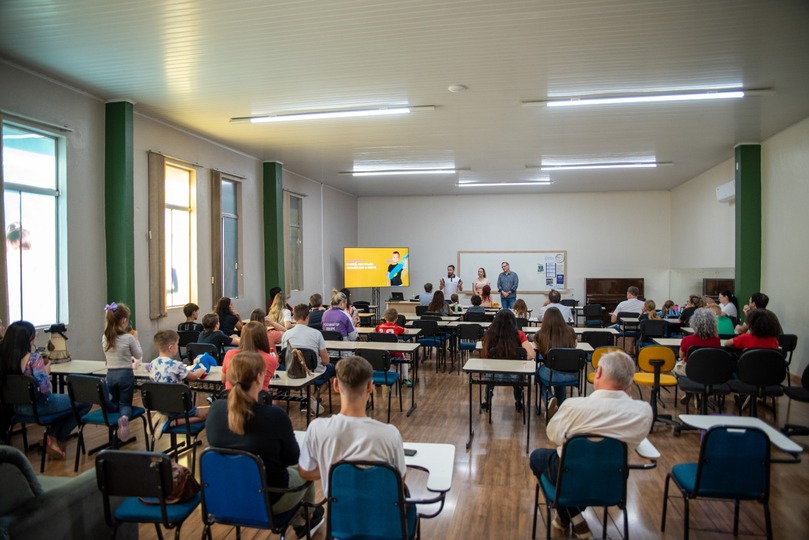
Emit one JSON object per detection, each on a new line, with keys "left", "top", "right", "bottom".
{"left": 148, "top": 329, "right": 208, "bottom": 436}
{"left": 178, "top": 302, "right": 203, "bottom": 332}
{"left": 449, "top": 293, "right": 463, "bottom": 314}
{"left": 375, "top": 308, "right": 412, "bottom": 387}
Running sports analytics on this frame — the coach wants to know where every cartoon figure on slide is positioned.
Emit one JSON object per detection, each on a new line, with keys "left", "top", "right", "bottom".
{"left": 387, "top": 251, "right": 408, "bottom": 286}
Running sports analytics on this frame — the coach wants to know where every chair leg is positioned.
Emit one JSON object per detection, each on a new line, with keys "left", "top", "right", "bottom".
{"left": 387, "top": 384, "right": 392, "bottom": 424}
{"left": 39, "top": 427, "right": 48, "bottom": 473}
{"left": 733, "top": 499, "right": 740, "bottom": 536}
{"left": 764, "top": 500, "right": 773, "bottom": 540}
{"left": 683, "top": 497, "right": 690, "bottom": 540}
{"left": 153, "top": 523, "right": 164, "bottom": 540}
{"left": 532, "top": 482, "right": 539, "bottom": 540}
{"left": 602, "top": 507, "right": 609, "bottom": 539}
{"left": 73, "top": 427, "right": 84, "bottom": 472}
{"left": 661, "top": 474, "right": 671, "bottom": 531}
{"left": 623, "top": 505, "right": 629, "bottom": 540}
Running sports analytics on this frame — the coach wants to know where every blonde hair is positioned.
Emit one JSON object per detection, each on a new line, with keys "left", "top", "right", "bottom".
{"left": 226, "top": 351, "right": 265, "bottom": 435}
{"left": 268, "top": 293, "right": 287, "bottom": 324}
{"left": 330, "top": 289, "right": 347, "bottom": 306}
{"left": 644, "top": 300, "right": 660, "bottom": 320}
{"left": 103, "top": 302, "right": 131, "bottom": 351}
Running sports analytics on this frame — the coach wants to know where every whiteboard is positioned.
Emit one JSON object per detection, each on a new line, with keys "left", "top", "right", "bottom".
{"left": 457, "top": 251, "right": 568, "bottom": 294}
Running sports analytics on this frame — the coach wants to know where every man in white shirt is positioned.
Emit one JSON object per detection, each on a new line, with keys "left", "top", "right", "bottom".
{"left": 537, "top": 289, "right": 574, "bottom": 323}
{"left": 299, "top": 356, "right": 406, "bottom": 496}
{"left": 281, "top": 304, "right": 333, "bottom": 413}
{"left": 440, "top": 264, "right": 463, "bottom": 299}
{"left": 529, "top": 351, "right": 652, "bottom": 539}
{"left": 610, "top": 286, "right": 646, "bottom": 323}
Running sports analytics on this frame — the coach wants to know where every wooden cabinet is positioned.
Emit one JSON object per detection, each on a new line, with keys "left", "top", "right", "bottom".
{"left": 585, "top": 278, "right": 645, "bottom": 325}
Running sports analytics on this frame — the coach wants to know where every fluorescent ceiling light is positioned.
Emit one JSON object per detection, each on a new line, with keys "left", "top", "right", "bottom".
{"left": 520, "top": 89, "right": 771, "bottom": 108}
{"left": 457, "top": 181, "right": 552, "bottom": 187}
{"left": 341, "top": 168, "right": 460, "bottom": 176}
{"left": 530, "top": 161, "right": 671, "bottom": 171}
{"left": 231, "top": 105, "right": 434, "bottom": 123}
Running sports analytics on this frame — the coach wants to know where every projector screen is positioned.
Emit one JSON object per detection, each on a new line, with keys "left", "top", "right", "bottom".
{"left": 344, "top": 247, "right": 410, "bottom": 288}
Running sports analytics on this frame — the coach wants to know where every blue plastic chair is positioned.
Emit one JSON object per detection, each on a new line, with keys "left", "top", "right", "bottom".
{"left": 412, "top": 320, "right": 446, "bottom": 367}
{"left": 662, "top": 425, "right": 772, "bottom": 540}
{"left": 200, "top": 447, "right": 319, "bottom": 539}
{"left": 357, "top": 348, "right": 402, "bottom": 423}
{"left": 140, "top": 382, "right": 206, "bottom": 474}
{"left": 328, "top": 460, "right": 419, "bottom": 540}
{"left": 95, "top": 449, "right": 200, "bottom": 540}
{"left": 533, "top": 435, "right": 629, "bottom": 540}
{"left": 67, "top": 374, "right": 148, "bottom": 472}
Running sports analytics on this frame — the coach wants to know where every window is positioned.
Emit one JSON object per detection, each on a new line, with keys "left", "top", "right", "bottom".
{"left": 2, "top": 122, "right": 65, "bottom": 326}
{"left": 164, "top": 164, "right": 193, "bottom": 308}
{"left": 221, "top": 178, "right": 239, "bottom": 298}
{"left": 284, "top": 192, "right": 303, "bottom": 291}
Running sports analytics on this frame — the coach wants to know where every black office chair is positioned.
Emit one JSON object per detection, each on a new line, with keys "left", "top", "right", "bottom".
{"left": 727, "top": 348, "right": 786, "bottom": 419}
{"left": 515, "top": 317, "right": 529, "bottom": 329}
{"left": 177, "top": 330, "right": 201, "bottom": 362}
{"left": 537, "top": 348, "right": 587, "bottom": 414}
{"left": 395, "top": 314, "right": 407, "bottom": 328}
{"left": 637, "top": 319, "right": 669, "bottom": 350}
{"left": 582, "top": 304, "right": 604, "bottom": 328}
{"left": 186, "top": 342, "right": 221, "bottom": 365}
{"left": 559, "top": 299, "right": 578, "bottom": 308}
{"left": 415, "top": 305, "right": 428, "bottom": 316}
{"left": 674, "top": 348, "right": 736, "bottom": 437}
{"left": 463, "top": 312, "right": 489, "bottom": 322}
{"left": 580, "top": 331, "right": 614, "bottom": 349}
{"left": 782, "top": 363, "right": 809, "bottom": 438}
{"left": 778, "top": 334, "right": 798, "bottom": 386}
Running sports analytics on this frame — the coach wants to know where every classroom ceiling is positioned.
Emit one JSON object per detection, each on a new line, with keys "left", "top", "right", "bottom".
{"left": 1, "top": 0, "right": 808, "bottom": 197}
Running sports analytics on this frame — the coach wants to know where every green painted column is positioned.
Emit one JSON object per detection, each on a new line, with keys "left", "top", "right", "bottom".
{"left": 104, "top": 101, "right": 136, "bottom": 322}
{"left": 263, "top": 161, "right": 284, "bottom": 305}
{"left": 734, "top": 144, "right": 762, "bottom": 317}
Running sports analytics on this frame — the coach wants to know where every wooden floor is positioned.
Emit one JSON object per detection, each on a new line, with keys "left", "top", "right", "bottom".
{"left": 13, "top": 353, "right": 809, "bottom": 539}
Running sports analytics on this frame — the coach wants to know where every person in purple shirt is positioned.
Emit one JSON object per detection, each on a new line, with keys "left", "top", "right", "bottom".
{"left": 321, "top": 290, "right": 359, "bottom": 343}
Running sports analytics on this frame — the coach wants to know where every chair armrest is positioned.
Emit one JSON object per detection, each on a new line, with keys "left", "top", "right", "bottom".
{"left": 629, "top": 438, "right": 659, "bottom": 470}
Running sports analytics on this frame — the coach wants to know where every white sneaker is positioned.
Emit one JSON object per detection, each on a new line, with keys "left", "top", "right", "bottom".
{"left": 310, "top": 398, "right": 324, "bottom": 416}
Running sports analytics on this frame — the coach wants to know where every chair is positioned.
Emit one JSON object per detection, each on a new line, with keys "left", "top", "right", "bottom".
{"left": 320, "top": 330, "right": 342, "bottom": 341}
{"left": 515, "top": 317, "right": 529, "bottom": 329}
{"left": 463, "top": 311, "right": 490, "bottom": 323}
{"left": 327, "top": 460, "right": 419, "bottom": 540}
{"left": 186, "top": 342, "right": 221, "bottom": 365}
{"left": 560, "top": 299, "right": 578, "bottom": 308}
{"left": 456, "top": 323, "right": 484, "bottom": 368}
{"left": 616, "top": 312, "right": 641, "bottom": 350}
{"left": 777, "top": 334, "right": 798, "bottom": 386}
{"left": 368, "top": 332, "right": 412, "bottom": 384}
{"left": 200, "top": 447, "right": 319, "bottom": 540}
{"left": 584, "top": 346, "right": 624, "bottom": 395}
{"left": 415, "top": 305, "right": 428, "bottom": 316}
{"left": 637, "top": 319, "right": 669, "bottom": 349}
{"left": 582, "top": 304, "right": 604, "bottom": 328}
{"left": 395, "top": 314, "right": 407, "bottom": 328}
{"left": 357, "top": 349, "right": 402, "bottom": 423}
{"left": 177, "top": 330, "right": 201, "bottom": 362}
{"left": 95, "top": 449, "right": 200, "bottom": 540}
{"left": 782, "top": 363, "right": 809, "bottom": 438}
{"left": 67, "top": 374, "right": 149, "bottom": 472}
{"left": 633, "top": 346, "right": 678, "bottom": 428}
{"left": 411, "top": 320, "right": 445, "bottom": 368}
{"left": 662, "top": 426, "right": 772, "bottom": 540}
{"left": 676, "top": 348, "right": 735, "bottom": 415}
{"left": 727, "top": 348, "right": 786, "bottom": 419}
{"left": 537, "top": 348, "right": 587, "bottom": 412}
{"left": 533, "top": 435, "right": 629, "bottom": 540}
{"left": 140, "top": 382, "right": 206, "bottom": 474}
{"left": 0, "top": 374, "right": 75, "bottom": 473}
{"left": 581, "top": 331, "right": 614, "bottom": 349}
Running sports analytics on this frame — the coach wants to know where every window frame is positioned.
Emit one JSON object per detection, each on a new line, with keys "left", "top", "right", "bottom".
{"left": 283, "top": 191, "right": 304, "bottom": 292}
{"left": 219, "top": 175, "right": 241, "bottom": 299}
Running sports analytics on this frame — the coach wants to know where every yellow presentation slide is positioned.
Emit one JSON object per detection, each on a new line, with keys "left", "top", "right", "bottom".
{"left": 344, "top": 247, "right": 410, "bottom": 288}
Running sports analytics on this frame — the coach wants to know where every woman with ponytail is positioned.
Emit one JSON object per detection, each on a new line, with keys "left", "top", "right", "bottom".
{"left": 206, "top": 352, "right": 321, "bottom": 533}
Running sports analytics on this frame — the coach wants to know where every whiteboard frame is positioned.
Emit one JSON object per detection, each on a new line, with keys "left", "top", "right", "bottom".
{"left": 457, "top": 250, "right": 568, "bottom": 294}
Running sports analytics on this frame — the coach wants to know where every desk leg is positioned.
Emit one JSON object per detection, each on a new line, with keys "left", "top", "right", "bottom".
{"left": 305, "top": 385, "right": 311, "bottom": 427}
{"left": 406, "top": 350, "right": 418, "bottom": 417}
{"left": 526, "top": 375, "right": 532, "bottom": 454}
{"left": 466, "top": 373, "right": 474, "bottom": 450}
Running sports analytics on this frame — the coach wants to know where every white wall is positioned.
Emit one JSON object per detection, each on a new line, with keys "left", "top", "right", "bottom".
{"left": 761, "top": 115, "right": 809, "bottom": 376}
{"left": 358, "top": 191, "right": 672, "bottom": 312}
{"left": 669, "top": 158, "right": 736, "bottom": 301}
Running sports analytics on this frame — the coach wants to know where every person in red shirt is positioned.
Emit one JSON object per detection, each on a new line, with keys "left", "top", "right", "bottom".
{"left": 374, "top": 308, "right": 411, "bottom": 386}
{"left": 724, "top": 309, "right": 781, "bottom": 350}
{"left": 679, "top": 308, "right": 721, "bottom": 362}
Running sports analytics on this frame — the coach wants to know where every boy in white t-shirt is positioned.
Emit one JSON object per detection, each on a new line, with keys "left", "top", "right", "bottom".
{"left": 147, "top": 329, "right": 208, "bottom": 435}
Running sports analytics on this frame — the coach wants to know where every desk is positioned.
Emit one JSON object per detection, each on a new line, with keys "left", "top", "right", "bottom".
{"left": 269, "top": 370, "right": 322, "bottom": 426}
{"left": 679, "top": 415, "right": 803, "bottom": 462}
{"left": 403, "top": 314, "right": 459, "bottom": 321}
{"left": 653, "top": 337, "right": 682, "bottom": 348}
{"left": 680, "top": 326, "right": 694, "bottom": 334}
{"left": 49, "top": 359, "right": 105, "bottom": 393}
{"left": 294, "top": 432, "right": 455, "bottom": 496}
{"left": 324, "top": 341, "right": 421, "bottom": 416}
{"left": 463, "top": 358, "right": 534, "bottom": 453}
{"left": 521, "top": 326, "right": 619, "bottom": 336}
{"left": 474, "top": 341, "right": 593, "bottom": 353}
{"left": 357, "top": 327, "right": 423, "bottom": 338}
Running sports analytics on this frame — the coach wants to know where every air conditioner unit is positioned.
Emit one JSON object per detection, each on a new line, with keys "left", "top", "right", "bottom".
{"left": 716, "top": 180, "right": 735, "bottom": 203}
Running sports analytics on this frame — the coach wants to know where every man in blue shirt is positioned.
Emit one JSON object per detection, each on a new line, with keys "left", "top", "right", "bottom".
{"left": 497, "top": 262, "right": 519, "bottom": 310}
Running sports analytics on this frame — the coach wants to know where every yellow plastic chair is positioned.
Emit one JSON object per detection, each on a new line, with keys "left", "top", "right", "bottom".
{"left": 634, "top": 346, "right": 679, "bottom": 427}
{"left": 585, "top": 347, "right": 625, "bottom": 394}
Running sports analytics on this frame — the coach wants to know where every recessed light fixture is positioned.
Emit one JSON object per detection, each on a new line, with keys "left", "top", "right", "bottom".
{"left": 457, "top": 180, "right": 552, "bottom": 187}
{"left": 521, "top": 88, "right": 772, "bottom": 108}
{"left": 528, "top": 161, "right": 672, "bottom": 171}
{"left": 231, "top": 105, "right": 435, "bottom": 123}
{"left": 448, "top": 84, "right": 468, "bottom": 93}
{"left": 340, "top": 168, "right": 461, "bottom": 177}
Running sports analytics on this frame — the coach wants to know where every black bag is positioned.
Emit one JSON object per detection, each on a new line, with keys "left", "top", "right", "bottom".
{"left": 286, "top": 348, "right": 313, "bottom": 379}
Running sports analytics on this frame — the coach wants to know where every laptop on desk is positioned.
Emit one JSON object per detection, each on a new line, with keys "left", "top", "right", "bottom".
{"left": 389, "top": 292, "right": 404, "bottom": 301}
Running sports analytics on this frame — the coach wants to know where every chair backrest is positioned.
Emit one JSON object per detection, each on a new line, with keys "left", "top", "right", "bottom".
{"left": 617, "top": 312, "right": 640, "bottom": 320}
{"left": 736, "top": 348, "right": 787, "bottom": 388}
{"left": 560, "top": 299, "right": 579, "bottom": 307}
{"left": 638, "top": 319, "right": 668, "bottom": 340}
{"left": 187, "top": 342, "right": 221, "bottom": 364}
{"left": 545, "top": 348, "right": 587, "bottom": 373}
{"left": 684, "top": 348, "right": 736, "bottom": 386}
{"left": 200, "top": 448, "right": 278, "bottom": 530}
{"left": 581, "top": 331, "right": 614, "bottom": 348}
{"left": 777, "top": 334, "right": 798, "bottom": 363}
{"left": 95, "top": 450, "right": 174, "bottom": 526}
{"left": 353, "top": 301, "right": 371, "bottom": 313}
{"left": 415, "top": 305, "right": 428, "bottom": 316}
{"left": 356, "top": 349, "right": 391, "bottom": 373}
{"left": 327, "top": 460, "right": 409, "bottom": 540}
{"left": 515, "top": 317, "right": 529, "bottom": 328}
{"left": 583, "top": 304, "right": 602, "bottom": 318}
{"left": 463, "top": 312, "right": 490, "bottom": 322}
{"left": 591, "top": 346, "right": 624, "bottom": 369}
{"left": 457, "top": 323, "right": 483, "bottom": 341}
{"left": 555, "top": 435, "right": 628, "bottom": 508}
{"left": 140, "top": 382, "right": 194, "bottom": 416}
{"left": 410, "top": 320, "right": 437, "bottom": 337}
{"left": 321, "top": 330, "right": 343, "bottom": 341}
{"left": 368, "top": 332, "right": 398, "bottom": 343}
{"left": 801, "top": 362, "right": 809, "bottom": 391}
{"left": 637, "top": 346, "right": 676, "bottom": 373}
{"left": 395, "top": 314, "right": 407, "bottom": 327}
{"left": 692, "top": 426, "right": 770, "bottom": 499}
{"left": 67, "top": 374, "right": 108, "bottom": 407}
{"left": 178, "top": 330, "right": 201, "bottom": 348}
{"left": 0, "top": 374, "right": 38, "bottom": 408}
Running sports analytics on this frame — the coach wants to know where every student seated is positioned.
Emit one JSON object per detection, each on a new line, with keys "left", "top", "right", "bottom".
{"left": 735, "top": 292, "right": 770, "bottom": 334}
{"left": 222, "top": 321, "right": 280, "bottom": 392}
{"left": 466, "top": 294, "right": 486, "bottom": 314}
{"left": 281, "top": 304, "right": 334, "bottom": 415}
{"left": 449, "top": 293, "right": 463, "bottom": 314}
{"left": 148, "top": 329, "right": 208, "bottom": 436}
{"left": 178, "top": 302, "right": 203, "bottom": 332}
{"left": 249, "top": 308, "right": 283, "bottom": 353}
{"left": 706, "top": 304, "right": 734, "bottom": 336}
{"left": 419, "top": 283, "right": 434, "bottom": 306}
{"left": 308, "top": 293, "right": 326, "bottom": 329}
{"left": 199, "top": 313, "right": 240, "bottom": 358}
{"left": 724, "top": 308, "right": 781, "bottom": 350}
{"left": 374, "top": 308, "right": 411, "bottom": 386}
{"left": 426, "top": 290, "right": 449, "bottom": 315}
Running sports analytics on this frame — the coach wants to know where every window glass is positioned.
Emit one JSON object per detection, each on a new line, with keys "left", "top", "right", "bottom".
{"left": 164, "top": 164, "right": 192, "bottom": 307}
{"left": 222, "top": 180, "right": 237, "bottom": 215}
{"left": 223, "top": 216, "right": 238, "bottom": 297}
